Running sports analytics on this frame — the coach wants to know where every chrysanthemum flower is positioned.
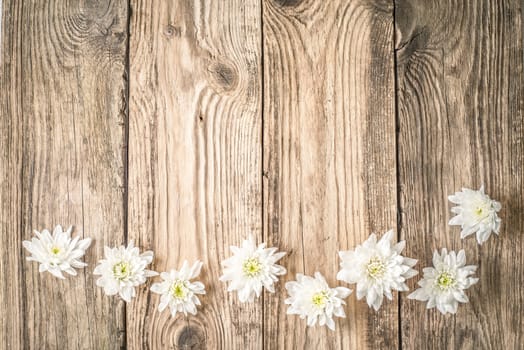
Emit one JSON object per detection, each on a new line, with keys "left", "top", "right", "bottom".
{"left": 93, "top": 241, "right": 157, "bottom": 302}
{"left": 22, "top": 225, "right": 92, "bottom": 279}
{"left": 448, "top": 185, "right": 502, "bottom": 244}
{"left": 408, "top": 248, "right": 478, "bottom": 314}
{"left": 285, "top": 272, "right": 351, "bottom": 331}
{"left": 336, "top": 230, "right": 418, "bottom": 311}
{"left": 150, "top": 260, "right": 206, "bottom": 317}
{"left": 219, "top": 235, "right": 286, "bottom": 302}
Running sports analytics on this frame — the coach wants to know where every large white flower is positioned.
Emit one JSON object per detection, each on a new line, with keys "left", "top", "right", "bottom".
{"left": 22, "top": 225, "right": 92, "bottom": 279}
{"left": 93, "top": 241, "right": 157, "bottom": 302}
{"left": 336, "top": 230, "right": 418, "bottom": 311}
{"left": 285, "top": 272, "right": 351, "bottom": 331}
{"left": 408, "top": 248, "right": 478, "bottom": 314}
{"left": 448, "top": 185, "right": 502, "bottom": 244}
{"left": 219, "top": 235, "right": 286, "bottom": 302}
{"left": 150, "top": 260, "right": 206, "bottom": 317}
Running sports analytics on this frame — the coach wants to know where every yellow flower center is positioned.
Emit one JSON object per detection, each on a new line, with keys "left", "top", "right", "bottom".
{"left": 311, "top": 291, "right": 328, "bottom": 308}
{"left": 170, "top": 280, "right": 188, "bottom": 300}
{"left": 473, "top": 201, "right": 491, "bottom": 219}
{"left": 366, "top": 257, "right": 386, "bottom": 279}
{"left": 113, "top": 261, "right": 131, "bottom": 280}
{"left": 50, "top": 246, "right": 61, "bottom": 255}
{"left": 242, "top": 257, "right": 262, "bottom": 278}
{"left": 436, "top": 271, "right": 456, "bottom": 290}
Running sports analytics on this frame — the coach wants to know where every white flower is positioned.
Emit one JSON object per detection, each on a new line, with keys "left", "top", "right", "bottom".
{"left": 93, "top": 241, "right": 157, "bottom": 302}
{"left": 285, "top": 272, "right": 351, "bottom": 331}
{"left": 408, "top": 248, "right": 478, "bottom": 314}
{"left": 219, "top": 235, "right": 286, "bottom": 302}
{"left": 448, "top": 185, "right": 502, "bottom": 244}
{"left": 22, "top": 225, "right": 92, "bottom": 279}
{"left": 336, "top": 230, "right": 418, "bottom": 311}
{"left": 150, "top": 260, "right": 206, "bottom": 317}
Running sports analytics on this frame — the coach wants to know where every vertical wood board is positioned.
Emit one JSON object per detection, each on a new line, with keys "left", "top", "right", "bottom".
{"left": 0, "top": 0, "right": 129, "bottom": 349}
{"left": 396, "top": 0, "right": 524, "bottom": 348}
{"left": 262, "top": 0, "right": 398, "bottom": 348}
{"left": 127, "top": 0, "right": 263, "bottom": 348}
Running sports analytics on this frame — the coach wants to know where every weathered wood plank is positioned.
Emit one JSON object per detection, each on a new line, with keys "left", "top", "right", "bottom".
{"left": 127, "top": 0, "right": 263, "bottom": 348}
{"left": 0, "top": 0, "right": 3, "bottom": 54}
{"left": 396, "top": 0, "right": 524, "bottom": 349}
{"left": 0, "top": 1, "right": 129, "bottom": 349}
{"left": 262, "top": 1, "right": 398, "bottom": 348}
{"left": 0, "top": 1, "right": 24, "bottom": 348}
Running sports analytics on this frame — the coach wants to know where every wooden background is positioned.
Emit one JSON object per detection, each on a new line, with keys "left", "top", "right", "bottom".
{"left": 1, "top": 0, "right": 523, "bottom": 349}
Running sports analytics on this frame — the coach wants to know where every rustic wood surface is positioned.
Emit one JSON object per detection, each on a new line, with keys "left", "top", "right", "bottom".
{"left": 0, "top": 1, "right": 128, "bottom": 349}
{"left": 396, "top": 1, "right": 524, "bottom": 349}
{"left": 262, "top": 0, "right": 398, "bottom": 349}
{"left": 127, "top": 0, "right": 263, "bottom": 349}
{"left": 0, "top": 0, "right": 522, "bottom": 349}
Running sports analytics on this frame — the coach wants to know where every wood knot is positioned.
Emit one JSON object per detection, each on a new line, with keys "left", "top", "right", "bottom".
{"left": 176, "top": 326, "right": 205, "bottom": 349}
{"left": 208, "top": 61, "right": 238, "bottom": 92}
{"left": 395, "top": 27, "right": 429, "bottom": 64}
{"left": 273, "top": 0, "right": 303, "bottom": 7}
{"left": 164, "top": 24, "right": 181, "bottom": 38}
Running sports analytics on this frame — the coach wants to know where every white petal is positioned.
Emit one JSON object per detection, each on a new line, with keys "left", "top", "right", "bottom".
{"left": 189, "top": 261, "right": 203, "bottom": 279}
{"left": 150, "top": 283, "right": 164, "bottom": 294}
{"left": 334, "top": 287, "right": 352, "bottom": 299}
{"left": 158, "top": 299, "right": 169, "bottom": 312}
{"left": 453, "top": 291, "right": 469, "bottom": 303}
{"left": 407, "top": 288, "right": 429, "bottom": 301}
{"left": 380, "top": 230, "right": 395, "bottom": 244}
{"left": 144, "top": 269, "right": 159, "bottom": 277}
{"left": 120, "top": 287, "right": 134, "bottom": 302}
{"left": 52, "top": 225, "right": 63, "bottom": 238}
{"left": 104, "top": 246, "right": 112, "bottom": 259}
{"left": 77, "top": 237, "right": 92, "bottom": 251}
{"left": 448, "top": 216, "right": 463, "bottom": 226}
{"left": 65, "top": 268, "right": 77, "bottom": 276}
{"left": 326, "top": 316, "right": 336, "bottom": 331}
{"left": 333, "top": 306, "right": 346, "bottom": 318}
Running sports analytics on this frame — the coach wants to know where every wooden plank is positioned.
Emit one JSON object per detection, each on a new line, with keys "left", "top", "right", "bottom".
{"left": 0, "top": 0, "right": 2, "bottom": 55}
{"left": 0, "top": 1, "right": 23, "bottom": 348}
{"left": 396, "top": 0, "right": 524, "bottom": 349}
{"left": 262, "top": 1, "right": 398, "bottom": 349}
{"left": 0, "top": 1, "right": 129, "bottom": 349}
{"left": 127, "top": 0, "right": 263, "bottom": 348}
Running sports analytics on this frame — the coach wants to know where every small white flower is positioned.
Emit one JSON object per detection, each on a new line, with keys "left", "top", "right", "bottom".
{"left": 448, "top": 185, "right": 502, "bottom": 244}
{"left": 219, "top": 235, "right": 286, "bottom": 302}
{"left": 336, "top": 230, "right": 418, "bottom": 311}
{"left": 93, "top": 241, "right": 157, "bottom": 302}
{"left": 408, "top": 248, "right": 478, "bottom": 314}
{"left": 285, "top": 272, "right": 351, "bottom": 331}
{"left": 150, "top": 260, "right": 206, "bottom": 317}
{"left": 22, "top": 225, "right": 92, "bottom": 279}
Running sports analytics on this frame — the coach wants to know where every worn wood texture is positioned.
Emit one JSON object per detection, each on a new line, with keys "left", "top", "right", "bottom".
{"left": 262, "top": 0, "right": 398, "bottom": 349}
{"left": 396, "top": 0, "right": 524, "bottom": 349}
{"left": 127, "top": 0, "right": 263, "bottom": 349}
{"left": 2, "top": 0, "right": 524, "bottom": 349}
{"left": 0, "top": 0, "right": 129, "bottom": 349}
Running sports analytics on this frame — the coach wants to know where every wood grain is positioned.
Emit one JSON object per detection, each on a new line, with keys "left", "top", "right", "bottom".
{"left": 0, "top": 0, "right": 2, "bottom": 55}
{"left": 262, "top": 0, "right": 398, "bottom": 349}
{"left": 1, "top": 1, "right": 523, "bottom": 348}
{"left": 127, "top": 0, "right": 263, "bottom": 348}
{"left": 0, "top": 0, "right": 129, "bottom": 349}
{"left": 396, "top": 0, "right": 524, "bottom": 349}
